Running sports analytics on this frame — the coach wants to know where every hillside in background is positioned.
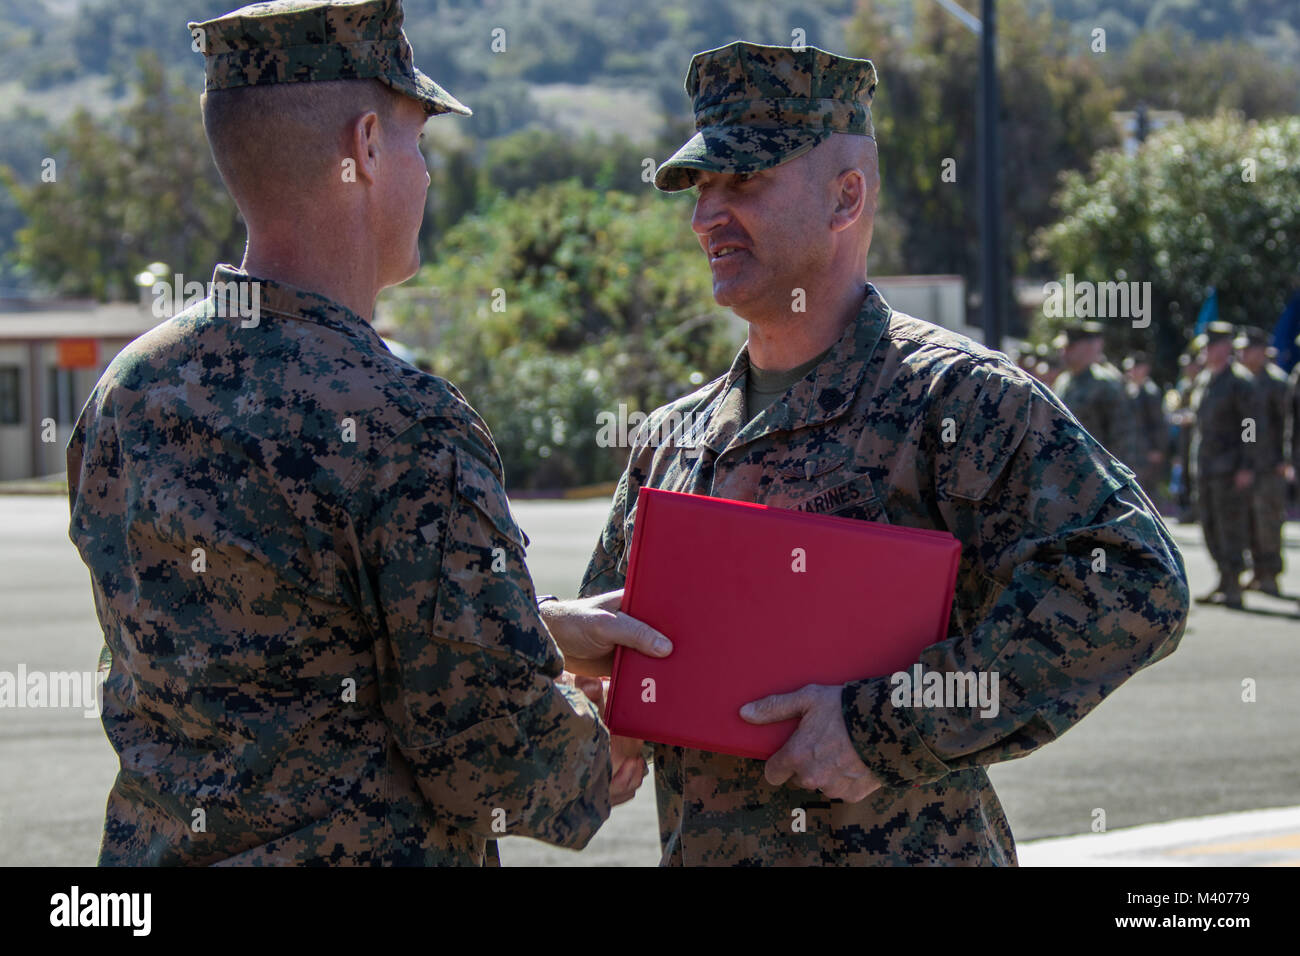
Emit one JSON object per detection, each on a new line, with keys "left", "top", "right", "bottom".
{"left": 3, "top": 0, "right": 1298, "bottom": 128}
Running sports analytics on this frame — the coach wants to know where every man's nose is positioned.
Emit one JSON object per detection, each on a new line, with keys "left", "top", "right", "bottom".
{"left": 691, "top": 190, "right": 729, "bottom": 237}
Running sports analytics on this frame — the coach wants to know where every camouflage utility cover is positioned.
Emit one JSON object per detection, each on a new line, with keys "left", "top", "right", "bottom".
{"left": 656, "top": 41, "right": 876, "bottom": 192}
{"left": 68, "top": 265, "right": 609, "bottom": 865}
{"left": 580, "top": 286, "right": 1189, "bottom": 866}
{"left": 189, "top": 0, "right": 470, "bottom": 116}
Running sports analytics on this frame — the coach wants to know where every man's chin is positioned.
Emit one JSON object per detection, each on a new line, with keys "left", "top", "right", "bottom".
{"left": 390, "top": 250, "right": 422, "bottom": 288}
{"left": 712, "top": 277, "right": 750, "bottom": 309}
{"left": 712, "top": 278, "right": 766, "bottom": 318}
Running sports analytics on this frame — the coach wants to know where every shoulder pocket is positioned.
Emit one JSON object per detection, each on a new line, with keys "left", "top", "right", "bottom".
{"left": 453, "top": 446, "right": 529, "bottom": 551}
{"left": 430, "top": 448, "right": 552, "bottom": 668}
{"left": 940, "top": 369, "right": 1032, "bottom": 501}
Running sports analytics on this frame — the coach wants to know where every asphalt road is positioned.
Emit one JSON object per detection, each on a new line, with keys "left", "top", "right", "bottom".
{"left": 1, "top": 494, "right": 1297, "bottom": 866}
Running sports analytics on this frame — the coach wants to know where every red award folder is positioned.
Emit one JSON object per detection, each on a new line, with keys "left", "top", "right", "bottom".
{"left": 604, "top": 487, "right": 961, "bottom": 760}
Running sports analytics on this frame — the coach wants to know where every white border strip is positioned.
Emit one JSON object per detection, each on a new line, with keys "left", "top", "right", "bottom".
{"left": 1018, "top": 805, "right": 1300, "bottom": 867}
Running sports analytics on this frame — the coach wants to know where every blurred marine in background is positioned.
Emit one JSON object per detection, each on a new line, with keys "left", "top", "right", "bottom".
{"left": 1189, "top": 322, "right": 1262, "bottom": 608}
{"left": 1123, "top": 352, "right": 1169, "bottom": 503}
{"left": 1237, "top": 326, "right": 1290, "bottom": 595}
{"left": 1052, "top": 322, "right": 1139, "bottom": 472}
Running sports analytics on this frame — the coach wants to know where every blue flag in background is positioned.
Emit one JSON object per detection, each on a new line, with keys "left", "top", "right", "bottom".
{"left": 1271, "top": 290, "right": 1300, "bottom": 373}
{"left": 1194, "top": 287, "right": 1218, "bottom": 335}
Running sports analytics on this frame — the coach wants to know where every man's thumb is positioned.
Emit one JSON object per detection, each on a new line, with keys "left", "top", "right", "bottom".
{"left": 614, "top": 613, "right": 673, "bottom": 657}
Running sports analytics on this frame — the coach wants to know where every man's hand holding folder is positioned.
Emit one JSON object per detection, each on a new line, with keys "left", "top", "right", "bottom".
{"left": 742, "top": 685, "right": 883, "bottom": 803}
{"left": 544, "top": 589, "right": 673, "bottom": 805}
{"left": 543, "top": 589, "right": 673, "bottom": 676}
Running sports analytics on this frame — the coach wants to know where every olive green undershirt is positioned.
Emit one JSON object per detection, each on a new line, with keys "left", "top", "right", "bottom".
{"left": 744, "top": 346, "right": 834, "bottom": 423}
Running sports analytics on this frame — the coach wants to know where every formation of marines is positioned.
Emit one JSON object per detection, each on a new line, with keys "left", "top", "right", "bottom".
{"left": 1017, "top": 321, "right": 1298, "bottom": 610}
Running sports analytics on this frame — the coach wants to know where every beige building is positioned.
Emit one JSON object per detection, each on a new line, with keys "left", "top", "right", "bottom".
{"left": 0, "top": 275, "right": 975, "bottom": 483}
{"left": 0, "top": 300, "right": 161, "bottom": 482}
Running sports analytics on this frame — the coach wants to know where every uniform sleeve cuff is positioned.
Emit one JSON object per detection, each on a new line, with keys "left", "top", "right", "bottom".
{"left": 842, "top": 676, "right": 951, "bottom": 788}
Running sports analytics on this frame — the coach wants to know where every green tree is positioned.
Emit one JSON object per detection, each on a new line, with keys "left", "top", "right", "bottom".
{"left": 1035, "top": 113, "right": 1300, "bottom": 382}
{"left": 3, "top": 54, "right": 241, "bottom": 300}
{"left": 844, "top": 0, "right": 1121, "bottom": 335}
{"left": 420, "top": 126, "right": 673, "bottom": 259}
{"left": 482, "top": 128, "right": 662, "bottom": 198}
{"left": 0, "top": 107, "right": 52, "bottom": 290}
{"left": 388, "top": 180, "right": 740, "bottom": 489}
{"left": 1102, "top": 30, "right": 1300, "bottom": 120}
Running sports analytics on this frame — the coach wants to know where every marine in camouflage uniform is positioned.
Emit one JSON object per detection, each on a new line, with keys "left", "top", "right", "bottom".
{"left": 1123, "top": 353, "right": 1168, "bottom": 502}
{"left": 1290, "top": 359, "right": 1300, "bottom": 613}
{"left": 579, "top": 42, "right": 1189, "bottom": 866}
{"left": 1290, "top": 358, "right": 1300, "bottom": 503}
{"left": 1189, "top": 323, "right": 1263, "bottom": 608}
{"left": 66, "top": 0, "right": 612, "bottom": 865}
{"left": 1052, "top": 323, "right": 1139, "bottom": 471}
{"left": 1238, "top": 327, "right": 1289, "bottom": 594}
{"left": 1170, "top": 351, "right": 1203, "bottom": 520}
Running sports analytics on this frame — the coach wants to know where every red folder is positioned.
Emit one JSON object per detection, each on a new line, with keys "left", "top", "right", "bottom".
{"left": 605, "top": 487, "right": 961, "bottom": 760}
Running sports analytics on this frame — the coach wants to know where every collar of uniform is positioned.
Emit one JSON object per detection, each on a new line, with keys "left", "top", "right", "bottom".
{"left": 209, "top": 263, "right": 383, "bottom": 345}
{"left": 692, "top": 283, "right": 890, "bottom": 454}
{"left": 789, "top": 284, "right": 890, "bottom": 428}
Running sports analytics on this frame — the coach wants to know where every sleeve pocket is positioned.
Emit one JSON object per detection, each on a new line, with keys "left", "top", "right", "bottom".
{"left": 940, "top": 369, "right": 1033, "bottom": 501}
{"left": 429, "top": 448, "right": 554, "bottom": 670}
{"left": 452, "top": 447, "right": 528, "bottom": 551}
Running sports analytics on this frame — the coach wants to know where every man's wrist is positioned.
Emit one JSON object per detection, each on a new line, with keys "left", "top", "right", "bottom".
{"left": 841, "top": 677, "right": 950, "bottom": 789}
{"left": 536, "top": 595, "right": 560, "bottom": 631}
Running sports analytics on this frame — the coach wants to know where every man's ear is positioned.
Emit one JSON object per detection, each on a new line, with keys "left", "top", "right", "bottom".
{"left": 829, "top": 168, "right": 867, "bottom": 234}
{"left": 349, "top": 109, "right": 382, "bottom": 186}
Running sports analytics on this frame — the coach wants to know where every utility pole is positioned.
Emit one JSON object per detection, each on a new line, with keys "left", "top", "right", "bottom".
{"left": 933, "top": 0, "right": 1002, "bottom": 351}
{"left": 978, "top": 0, "right": 1003, "bottom": 352}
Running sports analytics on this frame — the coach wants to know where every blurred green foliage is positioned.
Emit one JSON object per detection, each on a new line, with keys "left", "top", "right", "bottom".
{"left": 1102, "top": 30, "right": 1300, "bottom": 118}
{"left": 0, "top": 107, "right": 52, "bottom": 291}
{"left": 1035, "top": 113, "right": 1300, "bottom": 382}
{"left": 1043, "top": 0, "right": 1300, "bottom": 56}
{"left": 847, "top": 1, "right": 1121, "bottom": 338}
{"left": 422, "top": 127, "right": 667, "bottom": 245}
{"left": 391, "top": 181, "right": 740, "bottom": 489}
{"left": 1, "top": 55, "right": 242, "bottom": 299}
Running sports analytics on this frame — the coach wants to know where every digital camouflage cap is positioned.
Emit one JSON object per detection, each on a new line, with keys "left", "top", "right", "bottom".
{"left": 189, "top": 0, "right": 470, "bottom": 117}
{"left": 655, "top": 41, "right": 877, "bottom": 192}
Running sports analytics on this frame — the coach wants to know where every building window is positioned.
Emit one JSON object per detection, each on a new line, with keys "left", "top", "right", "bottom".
{"left": 48, "top": 367, "right": 77, "bottom": 425}
{"left": 0, "top": 367, "right": 20, "bottom": 425}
